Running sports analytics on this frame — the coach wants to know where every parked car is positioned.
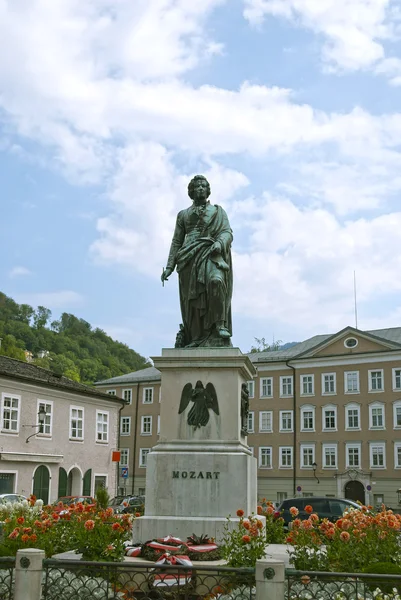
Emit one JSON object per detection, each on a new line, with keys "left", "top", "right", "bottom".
{"left": 109, "top": 495, "right": 145, "bottom": 515}
{"left": 0, "top": 494, "right": 27, "bottom": 504}
{"left": 53, "top": 496, "right": 96, "bottom": 511}
{"left": 275, "top": 496, "right": 362, "bottom": 527}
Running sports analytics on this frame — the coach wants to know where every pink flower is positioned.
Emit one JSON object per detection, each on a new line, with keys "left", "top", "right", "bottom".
{"left": 340, "top": 531, "right": 350, "bottom": 542}
{"left": 289, "top": 507, "right": 299, "bottom": 517}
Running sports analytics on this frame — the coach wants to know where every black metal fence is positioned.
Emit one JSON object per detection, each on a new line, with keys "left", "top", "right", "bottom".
{"left": 286, "top": 568, "right": 401, "bottom": 600}
{"left": 42, "top": 559, "right": 255, "bottom": 600}
{"left": 0, "top": 558, "right": 15, "bottom": 600}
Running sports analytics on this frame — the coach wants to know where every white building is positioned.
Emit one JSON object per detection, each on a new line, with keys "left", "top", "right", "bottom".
{"left": 0, "top": 355, "right": 124, "bottom": 503}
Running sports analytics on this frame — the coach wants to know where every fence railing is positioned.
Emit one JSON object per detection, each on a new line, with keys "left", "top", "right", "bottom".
{"left": 0, "top": 558, "right": 15, "bottom": 600}
{"left": 286, "top": 568, "right": 401, "bottom": 600}
{"left": 42, "top": 558, "right": 256, "bottom": 600}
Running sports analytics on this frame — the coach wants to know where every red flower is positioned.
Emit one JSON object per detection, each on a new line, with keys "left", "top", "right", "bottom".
{"left": 304, "top": 505, "right": 313, "bottom": 514}
{"left": 236, "top": 509, "right": 245, "bottom": 518}
{"left": 8, "top": 529, "right": 19, "bottom": 540}
{"left": 243, "top": 520, "right": 250, "bottom": 530}
{"left": 84, "top": 520, "right": 95, "bottom": 531}
{"left": 23, "top": 527, "right": 32, "bottom": 534}
{"left": 340, "top": 531, "right": 350, "bottom": 542}
{"left": 112, "top": 522, "right": 122, "bottom": 531}
{"left": 289, "top": 507, "right": 299, "bottom": 517}
{"left": 30, "top": 534, "right": 37, "bottom": 543}
{"left": 16, "top": 517, "right": 25, "bottom": 525}
{"left": 256, "top": 519, "right": 263, "bottom": 530}
{"left": 242, "top": 535, "right": 251, "bottom": 543}
{"left": 257, "top": 505, "right": 263, "bottom": 515}
{"left": 135, "top": 512, "right": 141, "bottom": 517}
{"left": 21, "top": 534, "right": 29, "bottom": 543}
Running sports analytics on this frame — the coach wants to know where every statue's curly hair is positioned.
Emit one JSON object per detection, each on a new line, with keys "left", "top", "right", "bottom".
{"left": 187, "top": 175, "right": 211, "bottom": 200}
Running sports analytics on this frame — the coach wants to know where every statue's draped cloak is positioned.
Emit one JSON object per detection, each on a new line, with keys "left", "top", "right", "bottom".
{"left": 167, "top": 203, "right": 233, "bottom": 347}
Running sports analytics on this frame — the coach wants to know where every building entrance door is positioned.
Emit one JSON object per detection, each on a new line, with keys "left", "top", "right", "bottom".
{"left": 344, "top": 480, "right": 365, "bottom": 503}
{"left": 33, "top": 466, "right": 50, "bottom": 504}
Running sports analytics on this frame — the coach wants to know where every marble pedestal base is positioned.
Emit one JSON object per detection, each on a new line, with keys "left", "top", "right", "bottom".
{"left": 132, "top": 348, "right": 258, "bottom": 544}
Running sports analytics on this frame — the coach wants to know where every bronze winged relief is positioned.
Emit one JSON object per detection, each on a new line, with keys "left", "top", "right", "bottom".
{"left": 178, "top": 381, "right": 219, "bottom": 430}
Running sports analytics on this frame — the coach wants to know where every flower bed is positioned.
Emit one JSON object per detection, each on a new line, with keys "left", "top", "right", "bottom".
{"left": 0, "top": 496, "right": 132, "bottom": 561}
{"left": 285, "top": 503, "right": 401, "bottom": 573}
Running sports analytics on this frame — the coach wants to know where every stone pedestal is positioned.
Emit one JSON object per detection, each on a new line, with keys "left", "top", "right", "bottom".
{"left": 132, "top": 348, "right": 258, "bottom": 543}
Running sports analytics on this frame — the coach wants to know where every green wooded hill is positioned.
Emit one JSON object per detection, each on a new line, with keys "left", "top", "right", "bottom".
{"left": 0, "top": 292, "right": 150, "bottom": 384}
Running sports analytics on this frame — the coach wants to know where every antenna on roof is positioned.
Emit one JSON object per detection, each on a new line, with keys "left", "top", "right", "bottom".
{"left": 354, "top": 271, "right": 358, "bottom": 329}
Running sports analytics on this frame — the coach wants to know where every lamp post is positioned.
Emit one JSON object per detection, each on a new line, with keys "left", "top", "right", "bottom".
{"left": 26, "top": 406, "right": 47, "bottom": 443}
{"left": 312, "top": 461, "right": 320, "bottom": 484}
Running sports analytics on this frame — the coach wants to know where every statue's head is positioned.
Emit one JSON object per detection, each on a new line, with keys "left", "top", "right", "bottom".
{"left": 188, "top": 175, "right": 211, "bottom": 202}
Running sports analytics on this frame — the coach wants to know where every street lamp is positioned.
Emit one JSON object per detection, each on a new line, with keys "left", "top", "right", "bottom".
{"left": 25, "top": 406, "right": 47, "bottom": 443}
{"left": 312, "top": 461, "right": 320, "bottom": 484}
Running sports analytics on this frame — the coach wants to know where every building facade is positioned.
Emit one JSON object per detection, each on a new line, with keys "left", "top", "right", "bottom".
{"left": 0, "top": 356, "right": 123, "bottom": 503}
{"left": 95, "top": 326, "right": 401, "bottom": 508}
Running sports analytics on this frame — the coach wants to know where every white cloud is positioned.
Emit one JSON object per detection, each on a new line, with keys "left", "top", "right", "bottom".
{"left": 243, "top": 0, "right": 399, "bottom": 78}
{"left": 13, "top": 291, "right": 84, "bottom": 310}
{"left": 9, "top": 266, "right": 32, "bottom": 278}
{"left": 231, "top": 194, "right": 401, "bottom": 333}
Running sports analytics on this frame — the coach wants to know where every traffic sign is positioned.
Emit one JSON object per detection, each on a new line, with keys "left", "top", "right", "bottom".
{"left": 121, "top": 467, "right": 128, "bottom": 478}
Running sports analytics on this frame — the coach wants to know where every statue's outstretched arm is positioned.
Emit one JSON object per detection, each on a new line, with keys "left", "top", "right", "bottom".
{"left": 166, "top": 211, "right": 185, "bottom": 272}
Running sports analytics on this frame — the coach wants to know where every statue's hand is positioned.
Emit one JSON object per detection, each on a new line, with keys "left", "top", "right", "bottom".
{"left": 161, "top": 267, "right": 173, "bottom": 283}
{"left": 210, "top": 241, "right": 222, "bottom": 254}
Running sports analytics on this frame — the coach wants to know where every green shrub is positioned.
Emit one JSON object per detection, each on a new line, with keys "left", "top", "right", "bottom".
{"left": 95, "top": 486, "right": 110, "bottom": 510}
{"left": 363, "top": 563, "right": 401, "bottom": 594}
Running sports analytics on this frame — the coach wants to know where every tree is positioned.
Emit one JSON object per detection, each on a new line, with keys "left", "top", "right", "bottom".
{"left": 33, "top": 306, "right": 52, "bottom": 329}
{"left": 249, "top": 337, "right": 283, "bottom": 353}
{"left": 17, "top": 304, "right": 34, "bottom": 325}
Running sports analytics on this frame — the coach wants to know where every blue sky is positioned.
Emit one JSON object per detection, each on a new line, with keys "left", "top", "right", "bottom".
{"left": 2, "top": 0, "right": 401, "bottom": 360}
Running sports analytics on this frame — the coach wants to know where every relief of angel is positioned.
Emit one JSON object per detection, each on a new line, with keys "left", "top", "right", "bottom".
{"left": 178, "top": 381, "right": 219, "bottom": 430}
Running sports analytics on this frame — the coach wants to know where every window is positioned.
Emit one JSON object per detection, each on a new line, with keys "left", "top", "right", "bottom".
{"left": 393, "top": 369, "right": 401, "bottom": 391}
{"left": 345, "top": 371, "right": 359, "bottom": 393}
{"left": 280, "top": 410, "right": 293, "bottom": 432}
{"left": 37, "top": 400, "right": 52, "bottom": 436}
{"left": 345, "top": 403, "right": 360, "bottom": 430}
{"left": 122, "top": 389, "right": 132, "bottom": 404}
{"left": 393, "top": 401, "right": 401, "bottom": 429}
{"left": 259, "top": 447, "right": 272, "bottom": 468}
{"left": 279, "top": 447, "right": 293, "bottom": 468}
{"left": 107, "top": 390, "right": 116, "bottom": 396}
{"left": 138, "top": 487, "right": 146, "bottom": 496}
{"left": 120, "top": 416, "right": 131, "bottom": 436}
{"left": 301, "top": 445, "right": 315, "bottom": 468}
{"left": 141, "top": 416, "right": 152, "bottom": 435}
{"left": 247, "top": 381, "right": 255, "bottom": 398}
{"left": 394, "top": 443, "right": 401, "bottom": 468}
{"left": 143, "top": 388, "right": 153, "bottom": 404}
{"left": 280, "top": 376, "right": 293, "bottom": 397}
{"left": 370, "top": 443, "right": 386, "bottom": 468}
{"left": 96, "top": 411, "right": 109, "bottom": 442}
{"left": 323, "top": 444, "right": 337, "bottom": 468}
{"left": 120, "top": 449, "right": 129, "bottom": 467}
{"left": 139, "top": 449, "right": 150, "bottom": 467}
{"left": 344, "top": 337, "right": 358, "bottom": 349}
{"left": 322, "top": 405, "right": 337, "bottom": 431}
{"left": 157, "top": 415, "right": 160, "bottom": 434}
{"left": 369, "top": 370, "right": 384, "bottom": 392}
{"left": 301, "top": 375, "right": 314, "bottom": 396}
{"left": 369, "top": 403, "right": 385, "bottom": 429}
{"left": 322, "top": 373, "right": 336, "bottom": 394}
{"left": 248, "top": 411, "right": 254, "bottom": 433}
{"left": 301, "top": 405, "right": 315, "bottom": 431}
{"left": 70, "top": 406, "right": 84, "bottom": 440}
{"left": 259, "top": 411, "right": 273, "bottom": 433}
{"left": 260, "top": 377, "right": 273, "bottom": 398}
{"left": 1, "top": 394, "right": 20, "bottom": 433}
{"left": 346, "top": 443, "right": 361, "bottom": 468}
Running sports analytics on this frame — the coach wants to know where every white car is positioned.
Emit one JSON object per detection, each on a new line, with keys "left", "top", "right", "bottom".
{"left": 0, "top": 494, "right": 27, "bottom": 504}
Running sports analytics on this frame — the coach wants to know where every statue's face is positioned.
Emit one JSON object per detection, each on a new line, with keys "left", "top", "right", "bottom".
{"left": 193, "top": 178, "right": 208, "bottom": 203}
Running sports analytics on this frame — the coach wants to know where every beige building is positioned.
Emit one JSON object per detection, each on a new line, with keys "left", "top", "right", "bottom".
{"left": 95, "top": 326, "right": 401, "bottom": 508}
{"left": 0, "top": 356, "right": 124, "bottom": 503}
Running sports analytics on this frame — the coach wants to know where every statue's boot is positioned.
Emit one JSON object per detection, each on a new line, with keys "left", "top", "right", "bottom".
{"left": 217, "top": 327, "right": 231, "bottom": 339}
